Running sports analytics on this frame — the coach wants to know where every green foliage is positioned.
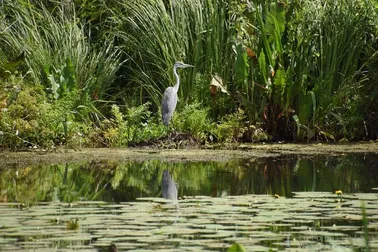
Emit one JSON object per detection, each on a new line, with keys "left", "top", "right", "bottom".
{"left": 1, "top": 0, "right": 378, "bottom": 147}
{"left": 111, "top": 0, "right": 235, "bottom": 112}
{"left": 228, "top": 243, "right": 246, "bottom": 252}
{"left": 214, "top": 109, "right": 249, "bottom": 143}
{"left": 47, "top": 58, "right": 76, "bottom": 100}
{"left": 174, "top": 103, "right": 212, "bottom": 141}
{"left": 235, "top": 44, "right": 249, "bottom": 86}
{"left": 0, "top": 51, "right": 26, "bottom": 80}
{"left": 0, "top": 0, "right": 122, "bottom": 105}
{"left": 234, "top": 0, "right": 378, "bottom": 141}
{"left": 100, "top": 103, "right": 166, "bottom": 147}
{"left": 0, "top": 76, "right": 49, "bottom": 148}
{"left": 0, "top": 75, "right": 95, "bottom": 149}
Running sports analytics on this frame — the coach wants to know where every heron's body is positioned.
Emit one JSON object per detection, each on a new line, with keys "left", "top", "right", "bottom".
{"left": 161, "top": 61, "right": 193, "bottom": 126}
{"left": 162, "top": 86, "right": 178, "bottom": 126}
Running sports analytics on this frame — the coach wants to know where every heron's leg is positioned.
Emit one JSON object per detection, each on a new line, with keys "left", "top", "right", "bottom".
{"left": 164, "top": 125, "right": 170, "bottom": 143}
{"left": 171, "top": 116, "right": 176, "bottom": 133}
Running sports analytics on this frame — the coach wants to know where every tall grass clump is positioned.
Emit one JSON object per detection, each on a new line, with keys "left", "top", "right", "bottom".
{"left": 0, "top": 1, "right": 123, "bottom": 148}
{"left": 0, "top": 1, "right": 122, "bottom": 110}
{"left": 234, "top": 0, "right": 378, "bottom": 140}
{"left": 110, "top": 0, "right": 236, "bottom": 113}
{"left": 292, "top": 0, "right": 377, "bottom": 140}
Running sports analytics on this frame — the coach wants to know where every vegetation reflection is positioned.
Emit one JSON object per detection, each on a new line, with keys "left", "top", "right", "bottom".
{"left": 0, "top": 154, "right": 377, "bottom": 205}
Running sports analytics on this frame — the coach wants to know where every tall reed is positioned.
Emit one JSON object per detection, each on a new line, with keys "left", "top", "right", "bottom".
{"left": 0, "top": 1, "right": 122, "bottom": 104}
{"left": 111, "top": 0, "right": 235, "bottom": 112}
{"left": 239, "top": 0, "right": 378, "bottom": 140}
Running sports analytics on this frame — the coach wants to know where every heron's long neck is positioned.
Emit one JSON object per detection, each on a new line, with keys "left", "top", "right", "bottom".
{"left": 173, "top": 66, "right": 180, "bottom": 93}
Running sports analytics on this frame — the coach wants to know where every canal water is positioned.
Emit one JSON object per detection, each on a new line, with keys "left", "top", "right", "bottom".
{"left": 0, "top": 153, "right": 377, "bottom": 251}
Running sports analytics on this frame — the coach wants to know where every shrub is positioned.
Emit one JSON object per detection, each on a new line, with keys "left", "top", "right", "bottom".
{"left": 174, "top": 103, "right": 213, "bottom": 141}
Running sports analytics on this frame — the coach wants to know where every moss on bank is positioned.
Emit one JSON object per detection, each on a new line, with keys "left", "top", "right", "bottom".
{"left": 0, "top": 142, "right": 377, "bottom": 169}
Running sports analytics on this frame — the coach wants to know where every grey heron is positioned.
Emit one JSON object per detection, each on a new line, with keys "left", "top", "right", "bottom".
{"left": 162, "top": 61, "right": 194, "bottom": 126}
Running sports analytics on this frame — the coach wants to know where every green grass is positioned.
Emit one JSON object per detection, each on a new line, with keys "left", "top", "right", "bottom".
{"left": 0, "top": 1, "right": 122, "bottom": 107}
{"left": 110, "top": 0, "right": 235, "bottom": 110}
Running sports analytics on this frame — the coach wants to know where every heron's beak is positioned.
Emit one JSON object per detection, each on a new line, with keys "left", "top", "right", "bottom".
{"left": 183, "top": 63, "right": 194, "bottom": 68}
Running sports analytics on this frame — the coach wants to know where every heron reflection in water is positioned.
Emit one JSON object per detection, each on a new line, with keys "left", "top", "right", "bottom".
{"left": 161, "top": 170, "right": 179, "bottom": 209}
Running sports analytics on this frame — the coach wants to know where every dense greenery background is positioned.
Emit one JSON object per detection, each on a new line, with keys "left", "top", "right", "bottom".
{"left": 1, "top": 0, "right": 378, "bottom": 149}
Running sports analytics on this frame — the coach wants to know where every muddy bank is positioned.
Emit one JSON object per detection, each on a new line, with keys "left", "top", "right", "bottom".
{"left": 0, "top": 142, "right": 377, "bottom": 168}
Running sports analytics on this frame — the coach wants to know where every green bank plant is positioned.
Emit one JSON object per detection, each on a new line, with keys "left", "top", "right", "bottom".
{"left": 1, "top": 0, "right": 378, "bottom": 147}
{"left": 174, "top": 104, "right": 262, "bottom": 144}
{"left": 0, "top": 1, "right": 123, "bottom": 147}
{"left": 174, "top": 103, "right": 212, "bottom": 142}
{"left": 0, "top": 75, "right": 47, "bottom": 149}
{"left": 289, "top": 0, "right": 376, "bottom": 140}
{"left": 215, "top": 109, "right": 246, "bottom": 143}
{"left": 100, "top": 104, "right": 166, "bottom": 147}
{"left": 0, "top": 75, "right": 93, "bottom": 149}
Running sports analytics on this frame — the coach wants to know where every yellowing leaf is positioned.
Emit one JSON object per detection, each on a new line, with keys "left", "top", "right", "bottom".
{"left": 210, "top": 75, "right": 229, "bottom": 95}
{"left": 246, "top": 47, "right": 256, "bottom": 58}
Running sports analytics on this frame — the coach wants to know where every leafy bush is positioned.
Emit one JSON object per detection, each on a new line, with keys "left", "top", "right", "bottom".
{"left": 174, "top": 103, "right": 213, "bottom": 141}
{"left": 0, "top": 75, "right": 95, "bottom": 149}
{"left": 99, "top": 103, "right": 166, "bottom": 147}
{"left": 215, "top": 109, "right": 247, "bottom": 143}
{"left": 0, "top": 76, "right": 50, "bottom": 148}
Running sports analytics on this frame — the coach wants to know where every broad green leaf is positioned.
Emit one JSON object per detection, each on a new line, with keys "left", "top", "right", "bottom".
{"left": 256, "top": 5, "right": 273, "bottom": 67}
{"left": 293, "top": 114, "right": 301, "bottom": 137}
{"left": 235, "top": 44, "right": 249, "bottom": 85}
{"left": 48, "top": 74, "right": 60, "bottom": 100}
{"left": 265, "top": 3, "right": 286, "bottom": 35}
{"left": 298, "top": 92, "right": 313, "bottom": 125}
{"left": 62, "top": 58, "right": 76, "bottom": 93}
{"left": 258, "top": 51, "right": 267, "bottom": 85}
{"left": 309, "top": 91, "right": 316, "bottom": 122}
{"left": 274, "top": 67, "right": 286, "bottom": 86}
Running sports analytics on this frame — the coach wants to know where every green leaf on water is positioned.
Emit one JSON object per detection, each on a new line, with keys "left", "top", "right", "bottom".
{"left": 228, "top": 243, "right": 246, "bottom": 252}
{"left": 66, "top": 218, "right": 79, "bottom": 230}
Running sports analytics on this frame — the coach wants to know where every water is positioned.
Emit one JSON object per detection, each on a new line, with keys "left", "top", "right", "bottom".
{"left": 0, "top": 153, "right": 377, "bottom": 251}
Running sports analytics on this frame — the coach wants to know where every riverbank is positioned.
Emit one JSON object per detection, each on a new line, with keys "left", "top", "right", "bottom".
{"left": 1, "top": 142, "right": 377, "bottom": 168}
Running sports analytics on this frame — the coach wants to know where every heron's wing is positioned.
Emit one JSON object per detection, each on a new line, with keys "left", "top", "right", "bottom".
{"left": 162, "top": 87, "right": 178, "bottom": 124}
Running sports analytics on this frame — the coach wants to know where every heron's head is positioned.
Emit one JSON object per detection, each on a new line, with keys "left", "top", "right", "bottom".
{"left": 174, "top": 61, "right": 194, "bottom": 69}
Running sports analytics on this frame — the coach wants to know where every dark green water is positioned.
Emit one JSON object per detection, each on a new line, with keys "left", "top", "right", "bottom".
{"left": 0, "top": 153, "right": 377, "bottom": 251}
{"left": 0, "top": 154, "right": 377, "bottom": 204}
